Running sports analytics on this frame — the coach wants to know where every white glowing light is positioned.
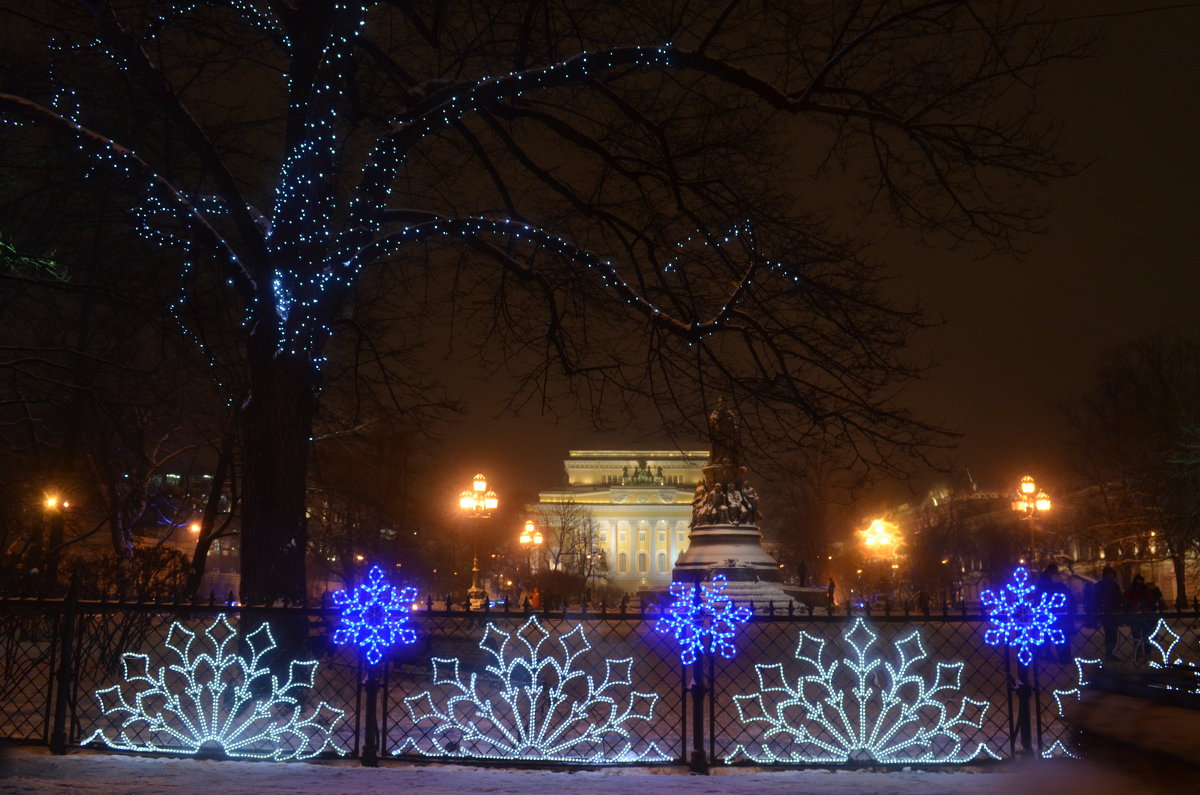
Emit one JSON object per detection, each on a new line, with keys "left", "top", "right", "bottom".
{"left": 84, "top": 614, "right": 346, "bottom": 760}
{"left": 398, "top": 615, "right": 668, "bottom": 762}
{"left": 729, "top": 618, "right": 991, "bottom": 764}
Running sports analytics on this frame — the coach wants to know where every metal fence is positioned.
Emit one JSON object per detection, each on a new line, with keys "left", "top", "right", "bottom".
{"left": 3, "top": 591, "right": 1197, "bottom": 770}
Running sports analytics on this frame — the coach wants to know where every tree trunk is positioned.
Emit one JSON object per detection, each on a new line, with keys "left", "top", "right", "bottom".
{"left": 1172, "top": 551, "right": 1188, "bottom": 608}
{"left": 240, "top": 343, "right": 316, "bottom": 605}
{"left": 184, "top": 424, "right": 238, "bottom": 598}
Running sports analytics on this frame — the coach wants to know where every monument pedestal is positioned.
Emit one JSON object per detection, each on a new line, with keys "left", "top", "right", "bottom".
{"left": 671, "top": 523, "right": 781, "bottom": 583}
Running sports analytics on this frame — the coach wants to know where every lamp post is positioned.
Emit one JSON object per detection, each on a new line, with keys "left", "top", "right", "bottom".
{"left": 458, "top": 473, "right": 498, "bottom": 609}
{"left": 860, "top": 519, "right": 901, "bottom": 605}
{"left": 518, "top": 518, "right": 544, "bottom": 603}
{"left": 1012, "top": 475, "right": 1051, "bottom": 566}
{"left": 42, "top": 494, "right": 69, "bottom": 589}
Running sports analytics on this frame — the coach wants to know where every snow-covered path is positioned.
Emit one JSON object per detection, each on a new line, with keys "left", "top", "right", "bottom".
{"left": 0, "top": 746, "right": 1185, "bottom": 795}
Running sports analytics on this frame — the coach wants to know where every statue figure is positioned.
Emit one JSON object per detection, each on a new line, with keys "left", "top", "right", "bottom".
{"left": 712, "top": 482, "right": 730, "bottom": 524}
{"left": 691, "top": 483, "right": 708, "bottom": 523}
{"left": 743, "top": 485, "right": 761, "bottom": 523}
{"left": 707, "top": 398, "right": 741, "bottom": 467}
{"left": 726, "top": 484, "right": 747, "bottom": 525}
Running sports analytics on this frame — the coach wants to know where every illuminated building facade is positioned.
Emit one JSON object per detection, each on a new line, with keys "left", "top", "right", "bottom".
{"left": 537, "top": 450, "right": 706, "bottom": 593}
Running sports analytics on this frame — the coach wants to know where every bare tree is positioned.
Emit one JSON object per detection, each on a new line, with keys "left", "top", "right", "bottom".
{"left": 0, "top": 1, "right": 1082, "bottom": 602}
{"left": 535, "top": 498, "right": 598, "bottom": 580}
{"left": 1063, "top": 335, "right": 1200, "bottom": 605}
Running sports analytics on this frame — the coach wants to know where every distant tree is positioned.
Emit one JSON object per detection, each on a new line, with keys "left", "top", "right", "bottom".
{"left": 0, "top": 227, "right": 233, "bottom": 597}
{"left": 1063, "top": 335, "right": 1200, "bottom": 605}
{"left": 761, "top": 444, "right": 860, "bottom": 587}
{"left": 0, "top": 1, "right": 1082, "bottom": 602}
{"left": 535, "top": 497, "right": 599, "bottom": 584}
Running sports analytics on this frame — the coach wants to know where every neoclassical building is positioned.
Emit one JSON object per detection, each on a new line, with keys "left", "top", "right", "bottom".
{"left": 537, "top": 450, "right": 706, "bottom": 593}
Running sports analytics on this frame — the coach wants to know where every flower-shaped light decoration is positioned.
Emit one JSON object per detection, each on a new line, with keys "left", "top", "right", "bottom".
{"left": 655, "top": 574, "right": 752, "bottom": 665}
{"left": 85, "top": 614, "right": 346, "bottom": 760}
{"left": 730, "top": 619, "right": 993, "bottom": 763}
{"left": 980, "top": 566, "right": 1065, "bottom": 667}
{"left": 400, "top": 615, "right": 667, "bottom": 762}
{"left": 332, "top": 565, "right": 418, "bottom": 665}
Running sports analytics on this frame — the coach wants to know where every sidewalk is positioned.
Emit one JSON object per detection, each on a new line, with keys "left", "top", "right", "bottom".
{"left": 0, "top": 745, "right": 1188, "bottom": 795}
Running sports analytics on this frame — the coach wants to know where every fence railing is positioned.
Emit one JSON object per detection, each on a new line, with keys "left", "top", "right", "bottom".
{"left": 3, "top": 591, "right": 1198, "bottom": 770}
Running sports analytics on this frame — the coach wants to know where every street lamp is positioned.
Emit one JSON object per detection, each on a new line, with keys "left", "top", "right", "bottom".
{"left": 1012, "top": 475, "right": 1051, "bottom": 564}
{"left": 518, "top": 519, "right": 544, "bottom": 600}
{"left": 861, "top": 519, "right": 899, "bottom": 552}
{"left": 458, "top": 474, "right": 498, "bottom": 608}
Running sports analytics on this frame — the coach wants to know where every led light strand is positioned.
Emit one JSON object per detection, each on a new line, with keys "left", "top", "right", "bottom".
{"left": 331, "top": 564, "right": 418, "bottom": 666}
{"left": 8, "top": 5, "right": 783, "bottom": 377}
{"left": 728, "top": 618, "right": 991, "bottom": 764}
{"left": 980, "top": 566, "right": 1066, "bottom": 667}
{"left": 399, "top": 615, "right": 668, "bottom": 762}
{"left": 84, "top": 614, "right": 346, "bottom": 760}
{"left": 1045, "top": 656, "right": 1101, "bottom": 759}
{"left": 655, "top": 574, "right": 752, "bottom": 665}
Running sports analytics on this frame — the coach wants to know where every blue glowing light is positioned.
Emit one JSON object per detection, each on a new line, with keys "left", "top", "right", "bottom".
{"left": 980, "top": 566, "right": 1065, "bottom": 667}
{"left": 332, "top": 565, "right": 418, "bottom": 665}
{"left": 655, "top": 574, "right": 752, "bottom": 665}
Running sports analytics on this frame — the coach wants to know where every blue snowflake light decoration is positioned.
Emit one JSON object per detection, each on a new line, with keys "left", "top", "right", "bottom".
{"left": 655, "top": 574, "right": 752, "bottom": 665}
{"left": 332, "top": 565, "right": 418, "bottom": 666}
{"left": 980, "top": 566, "right": 1066, "bottom": 667}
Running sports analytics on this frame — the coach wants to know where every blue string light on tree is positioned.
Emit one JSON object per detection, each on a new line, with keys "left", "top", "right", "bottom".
{"left": 332, "top": 565, "right": 418, "bottom": 665}
{"left": 655, "top": 574, "right": 752, "bottom": 665}
{"left": 980, "top": 566, "right": 1066, "bottom": 667}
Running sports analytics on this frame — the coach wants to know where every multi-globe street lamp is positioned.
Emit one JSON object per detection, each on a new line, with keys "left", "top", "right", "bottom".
{"left": 859, "top": 518, "right": 902, "bottom": 605}
{"left": 1012, "top": 475, "right": 1051, "bottom": 564}
{"left": 518, "top": 518, "right": 544, "bottom": 600}
{"left": 458, "top": 473, "right": 498, "bottom": 609}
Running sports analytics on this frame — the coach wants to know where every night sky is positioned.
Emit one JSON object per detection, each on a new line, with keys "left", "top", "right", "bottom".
{"left": 437, "top": 2, "right": 1200, "bottom": 507}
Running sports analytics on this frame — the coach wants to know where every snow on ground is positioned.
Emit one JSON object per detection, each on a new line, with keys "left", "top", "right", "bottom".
{"left": 0, "top": 746, "right": 1188, "bottom": 795}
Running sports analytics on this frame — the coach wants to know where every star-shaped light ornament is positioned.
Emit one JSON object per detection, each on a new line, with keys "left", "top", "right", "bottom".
{"left": 332, "top": 565, "right": 418, "bottom": 665}
{"left": 655, "top": 574, "right": 752, "bottom": 665}
{"left": 980, "top": 566, "right": 1066, "bottom": 667}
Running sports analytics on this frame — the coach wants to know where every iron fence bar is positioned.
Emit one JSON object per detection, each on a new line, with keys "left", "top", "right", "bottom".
{"left": 1005, "top": 646, "right": 1016, "bottom": 759}
{"left": 680, "top": 661, "right": 688, "bottom": 763}
{"left": 707, "top": 648, "right": 715, "bottom": 766}
{"left": 688, "top": 649, "right": 707, "bottom": 773}
{"left": 8, "top": 600, "right": 1200, "bottom": 764}
{"left": 352, "top": 652, "right": 363, "bottom": 757}
{"left": 361, "top": 658, "right": 380, "bottom": 767}
{"left": 49, "top": 581, "right": 77, "bottom": 754}
{"left": 1033, "top": 657, "right": 1044, "bottom": 757}
{"left": 40, "top": 602, "right": 62, "bottom": 744}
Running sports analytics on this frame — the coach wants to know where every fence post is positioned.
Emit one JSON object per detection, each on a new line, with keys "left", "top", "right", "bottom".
{"left": 688, "top": 579, "right": 708, "bottom": 774}
{"left": 362, "top": 660, "right": 381, "bottom": 767}
{"left": 1014, "top": 659, "right": 1034, "bottom": 757}
{"left": 49, "top": 578, "right": 78, "bottom": 755}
